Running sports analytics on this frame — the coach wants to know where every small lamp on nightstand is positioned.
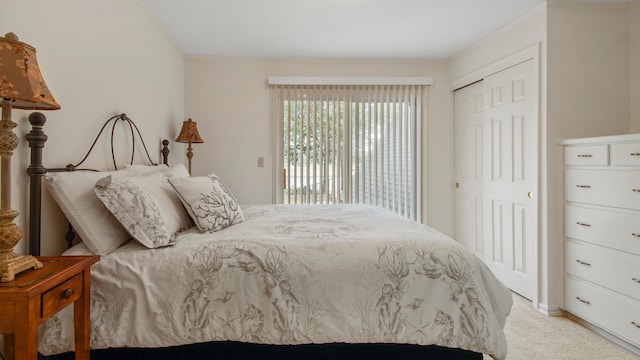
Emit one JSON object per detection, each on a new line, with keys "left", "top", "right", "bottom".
{"left": 0, "top": 32, "right": 60, "bottom": 282}
{"left": 175, "top": 118, "right": 204, "bottom": 175}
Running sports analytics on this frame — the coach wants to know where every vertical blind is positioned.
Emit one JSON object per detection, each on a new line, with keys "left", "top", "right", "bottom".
{"left": 271, "top": 83, "right": 425, "bottom": 220}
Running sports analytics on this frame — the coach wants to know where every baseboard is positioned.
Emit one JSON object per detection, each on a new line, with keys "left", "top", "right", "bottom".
{"left": 534, "top": 302, "right": 563, "bottom": 316}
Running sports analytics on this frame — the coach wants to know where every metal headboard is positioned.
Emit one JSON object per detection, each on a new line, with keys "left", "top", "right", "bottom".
{"left": 26, "top": 112, "right": 171, "bottom": 255}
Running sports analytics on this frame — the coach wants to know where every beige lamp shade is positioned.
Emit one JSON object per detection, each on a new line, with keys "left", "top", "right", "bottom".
{"left": 175, "top": 118, "right": 204, "bottom": 144}
{"left": 0, "top": 32, "right": 60, "bottom": 110}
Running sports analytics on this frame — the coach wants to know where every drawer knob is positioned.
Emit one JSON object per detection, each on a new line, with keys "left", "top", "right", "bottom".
{"left": 576, "top": 222, "right": 591, "bottom": 227}
{"left": 632, "top": 321, "right": 640, "bottom": 329}
{"left": 61, "top": 288, "right": 75, "bottom": 299}
{"left": 576, "top": 297, "right": 591, "bottom": 305}
{"left": 577, "top": 154, "right": 593, "bottom": 158}
{"left": 576, "top": 185, "right": 591, "bottom": 189}
{"left": 633, "top": 278, "right": 640, "bottom": 284}
{"left": 576, "top": 259, "right": 591, "bottom": 266}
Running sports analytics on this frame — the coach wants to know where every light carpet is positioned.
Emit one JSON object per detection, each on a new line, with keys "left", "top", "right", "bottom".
{"left": 484, "top": 293, "right": 640, "bottom": 360}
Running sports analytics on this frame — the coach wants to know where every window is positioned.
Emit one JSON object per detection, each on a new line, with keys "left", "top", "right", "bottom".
{"left": 270, "top": 78, "right": 429, "bottom": 220}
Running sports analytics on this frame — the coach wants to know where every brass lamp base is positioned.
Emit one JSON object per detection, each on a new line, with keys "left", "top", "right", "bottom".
{"left": 0, "top": 254, "right": 43, "bottom": 282}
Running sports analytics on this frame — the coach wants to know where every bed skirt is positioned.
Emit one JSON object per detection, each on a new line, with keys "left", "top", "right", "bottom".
{"left": 42, "top": 341, "right": 483, "bottom": 360}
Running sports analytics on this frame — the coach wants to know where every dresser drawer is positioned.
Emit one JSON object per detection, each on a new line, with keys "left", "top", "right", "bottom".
{"left": 613, "top": 143, "right": 640, "bottom": 166}
{"left": 564, "top": 145, "right": 609, "bottom": 166}
{"left": 565, "top": 169, "right": 640, "bottom": 210}
{"left": 41, "top": 274, "right": 82, "bottom": 319}
{"left": 565, "top": 205, "right": 640, "bottom": 255}
{"left": 565, "top": 276, "right": 640, "bottom": 347}
{"left": 565, "top": 240, "right": 640, "bottom": 301}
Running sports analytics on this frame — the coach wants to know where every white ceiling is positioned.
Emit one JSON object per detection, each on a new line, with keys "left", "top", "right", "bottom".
{"left": 141, "top": 0, "right": 549, "bottom": 60}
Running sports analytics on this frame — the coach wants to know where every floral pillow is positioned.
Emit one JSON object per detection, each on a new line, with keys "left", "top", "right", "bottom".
{"left": 168, "top": 173, "right": 245, "bottom": 232}
{"left": 94, "top": 171, "right": 192, "bottom": 248}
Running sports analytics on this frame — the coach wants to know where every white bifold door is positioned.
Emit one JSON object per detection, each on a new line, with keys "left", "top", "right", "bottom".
{"left": 454, "top": 59, "right": 537, "bottom": 300}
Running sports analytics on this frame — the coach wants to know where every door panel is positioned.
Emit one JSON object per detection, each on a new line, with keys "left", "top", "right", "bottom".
{"left": 483, "top": 60, "right": 536, "bottom": 299}
{"left": 454, "top": 82, "right": 485, "bottom": 253}
{"left": 455, "top": 59, "right": 537, "bottom": 300}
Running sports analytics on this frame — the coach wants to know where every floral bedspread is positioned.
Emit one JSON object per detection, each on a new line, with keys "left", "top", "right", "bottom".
{"left": 38, "top": 204, "right": 512, "bottom": 359}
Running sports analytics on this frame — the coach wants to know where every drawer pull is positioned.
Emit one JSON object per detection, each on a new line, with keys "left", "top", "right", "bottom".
{"left": 633, "top": 278, "right": 640, "bottom": 283}
{"left": 576, "top": 222, "right": 591, "bottom": 227}
{"left": 61, "top": 288, "right": 75, "bottom": 299}
{"left": 632, "top": 321, "right": 640, "bottom": 329}
{"left": 631, "top": 153, "right": 640, "bottom": 157}
{"left": 576, "top": 185, "right": 591, "bottom": 189}
{"left": 633, "top": 233, "right": 640, "bottom": 238}
{"left": 577, "top": 154, "right": 593, "bottom": 158}
{"left": 575, "top": 259, "right": 591, "bottom": 266}
{"left": 633, "top": 189, "right": 640, "bottom": 193}
{"left": 576, "top": 297, "right": 591, "bottom": 305}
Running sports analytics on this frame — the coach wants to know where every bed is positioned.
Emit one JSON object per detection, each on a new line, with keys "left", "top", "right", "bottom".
{"left": 26, "top": 114, "right": 513, "bottom": 359}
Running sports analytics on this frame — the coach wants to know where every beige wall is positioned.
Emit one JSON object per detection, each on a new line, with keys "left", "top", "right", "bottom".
{"left": 631, "top": 0, "right": 640, "bottom": 132}
{"left": 1, "top": 0, "right": 185, "bottom": 256}
{"left": 548, "top": 2, "right": 630, "bottom": 140}
{"left": 185, "top": 57, "right": 454, "bottom": 234}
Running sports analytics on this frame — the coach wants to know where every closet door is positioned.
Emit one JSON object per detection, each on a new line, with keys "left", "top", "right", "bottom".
{"left": 455, "top": 59, "right": 537, "bottom": 300}
{"left": 454, "top": 81, "right": 485, "bottom": 256}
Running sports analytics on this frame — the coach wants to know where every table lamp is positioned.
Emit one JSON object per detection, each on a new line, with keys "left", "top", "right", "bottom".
{"left": 175, "top": 118, "right": 204, "bottom": 175}
{"left": 0, "top": 32, "right": 60, "bottom": 282}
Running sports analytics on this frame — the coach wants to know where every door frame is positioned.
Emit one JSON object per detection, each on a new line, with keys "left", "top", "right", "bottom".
{"left": 450, "top": 43, "right": 541, "bottom": 310}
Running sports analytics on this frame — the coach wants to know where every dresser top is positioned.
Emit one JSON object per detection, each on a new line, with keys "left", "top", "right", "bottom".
{"left": 561, "top": 133, "right": 640, "bottom": 145}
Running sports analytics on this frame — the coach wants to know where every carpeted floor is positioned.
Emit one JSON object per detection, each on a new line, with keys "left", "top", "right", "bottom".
{"left": 486, "top": 294, "right": 640, "bottom": 359}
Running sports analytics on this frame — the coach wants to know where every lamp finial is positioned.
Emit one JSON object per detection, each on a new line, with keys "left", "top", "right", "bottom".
{"left": 4, "top": 33, "right": 18, "bottom": 41}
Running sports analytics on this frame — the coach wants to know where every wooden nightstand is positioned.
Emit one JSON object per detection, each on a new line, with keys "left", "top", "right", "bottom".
{"left": 0, "top": 256, "right": 99, "bottom": 360}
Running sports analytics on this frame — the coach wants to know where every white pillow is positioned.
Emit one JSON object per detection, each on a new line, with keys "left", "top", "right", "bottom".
{"left": 168, "top": 173, "right": 245, "bottom": 232}
{"left": 94, "top": 170, "right": 192, "bottom": 248}
{"left": 44, "top": 164, "right": 189, "bottom": 255}
{"left": 123, "top": 163, "right": 169, "bottom": 174}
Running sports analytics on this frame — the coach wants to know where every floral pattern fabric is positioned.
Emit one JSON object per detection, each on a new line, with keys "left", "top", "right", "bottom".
{"left": 38, "top": 204, "right": 512, "bottom": 359}
{"left": 94, "top": 175, "right": 174, "bottom": 248}
{"left": 168, "top": 173, "right": 245, "bottom": 232}
{"left": 94, "top": 170, "right": 192, "bottom": 249}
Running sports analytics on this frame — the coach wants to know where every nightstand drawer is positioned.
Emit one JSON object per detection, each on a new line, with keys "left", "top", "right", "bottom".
{"left": 41, "top": 273, "right": 82, "bottom": 319}
{"left": 564, "top": 145, "right": 609, "bottom": 166}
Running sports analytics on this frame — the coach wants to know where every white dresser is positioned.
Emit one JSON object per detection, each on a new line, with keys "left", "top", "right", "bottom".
{"left": 562, "top": 133, "right": 640, "bottom": 351}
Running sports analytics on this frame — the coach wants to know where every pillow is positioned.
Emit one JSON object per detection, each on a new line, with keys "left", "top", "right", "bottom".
{"left": 161, "top": 163, "right": 190, "bottom": 179}
{"left": 94, "top": 171, "right": 192, "bottom": 248}
{"left": 45, "top": 168, "right": 142, "bottom": 255}
{"left": 168, "top": 173, "right": 245, "bottom": 232}
{"left": 123, "top": 163, "right": 169, "bottom": 174}
{"left": 44, "top": 163, "right": 190, "bottom": 255}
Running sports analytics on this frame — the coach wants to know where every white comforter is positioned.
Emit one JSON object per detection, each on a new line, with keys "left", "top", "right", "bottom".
{"left": 39, "top": 204, "right": 512, "bottom": 359}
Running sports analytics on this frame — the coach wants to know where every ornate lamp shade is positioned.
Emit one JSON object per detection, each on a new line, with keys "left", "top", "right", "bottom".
{"left": 175, "top": 118, "right": 204, "bottom": 175}
{"left": 0, "top": 32, "right": 59, "bottom": 281}
{"left": 0, "top": 32, "right": 60, "bottom": 110}
{"left": 175, "top": 118, "right": 204, "bottom": 144}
